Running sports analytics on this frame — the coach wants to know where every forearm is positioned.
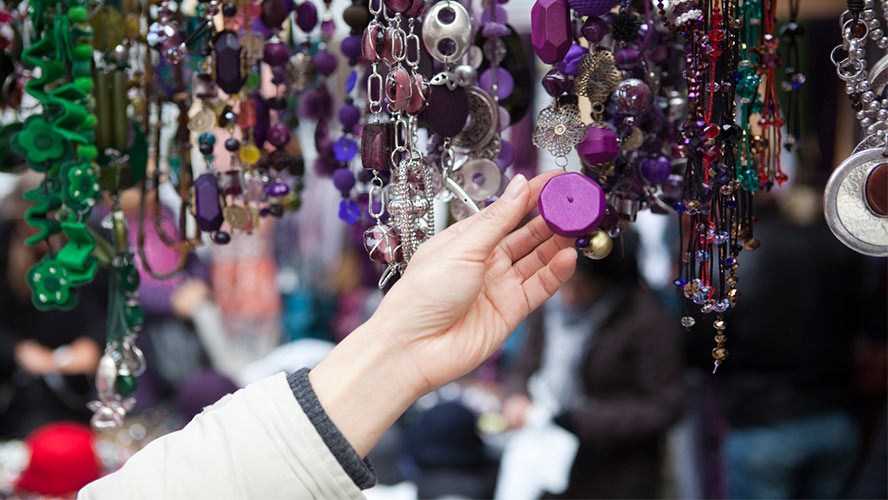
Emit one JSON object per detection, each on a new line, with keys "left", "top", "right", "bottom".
{"left": 308, "top": 316, "right": 425, "bottom": 458}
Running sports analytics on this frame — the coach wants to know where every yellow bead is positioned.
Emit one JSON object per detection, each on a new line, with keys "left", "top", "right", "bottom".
{"left": 582, "top": 230, "right": 613, "bottom": 260}
{"left": 125, "top": 15, "right": 141, "bottom": 39}
{"left": 239, "top": 144, "right": 260, "bottom": 165}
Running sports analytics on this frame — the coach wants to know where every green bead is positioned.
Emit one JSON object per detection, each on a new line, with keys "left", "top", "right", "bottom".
{"left": 245, "top": 72, "right": 260, "bottom": 90}
{"left": 68, "top": 6, "right": 88, "bottom": 22}
{"left": 118, "top": 262, "right": 140, "bottom": 292}
{"left": 115, "top": 373, "right": 138, "bottom": 397}
{"left": 74, "top": 76, "right": 93, "bottom": 94}
{"left": 73, "top": 43, "right": 93, "bottom": 61}
{"left": 77, "top": 145, "right": 97, "bottom": 160}
{"left": 199, "top": 132, "right": 215, "bottom": 144}
{"left": 125, "top": 304, "right": 145, "bottom": 330}
{"left": 81, "top": 113, "right": 97, "bottom": 129}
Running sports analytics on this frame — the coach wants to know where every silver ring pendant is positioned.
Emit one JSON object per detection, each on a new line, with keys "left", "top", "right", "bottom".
{"left": 422, "top": 1, "right": 474, "bottom": 64}
{"left": 824, "top": 148, "right": 888, "bottom": 256}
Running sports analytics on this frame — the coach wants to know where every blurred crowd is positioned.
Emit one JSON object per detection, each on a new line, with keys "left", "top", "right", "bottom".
{"left": 0, "top": 156, "right": 885, "bottom": 500}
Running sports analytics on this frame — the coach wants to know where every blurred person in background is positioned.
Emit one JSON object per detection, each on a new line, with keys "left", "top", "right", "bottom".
{"left": 685, "top": 185, "right": 886, "bottom": 499}
{"left": 0, "top": 173, "right": 104, "bottom": 437}
{"left": 502, "top": 231, "right": 684, "bottom": 499}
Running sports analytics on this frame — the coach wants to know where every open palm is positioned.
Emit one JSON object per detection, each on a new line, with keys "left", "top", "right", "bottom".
{"left": 373, "top": 171, "right": 577, "bottom": 392}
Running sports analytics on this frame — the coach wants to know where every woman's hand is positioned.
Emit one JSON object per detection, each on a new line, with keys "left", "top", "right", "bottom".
{"left": 372, "top": 171, "right": 576, "bottom": 392}
{"left": 310, "top": 171, "right": 576, "bottom": 456}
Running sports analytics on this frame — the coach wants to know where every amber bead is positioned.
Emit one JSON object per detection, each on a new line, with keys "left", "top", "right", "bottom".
{"left": 712, "top": 347, "right": 729, "bottom": 360}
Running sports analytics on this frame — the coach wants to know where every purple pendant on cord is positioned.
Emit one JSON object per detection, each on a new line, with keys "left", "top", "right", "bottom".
{"left": 333, "top": 136, "right": 358, "bottom": 162}
{"left": 425, "top": 85, "right": 469, "bottom": 137}
{"left": 214, "top": 31, "right": 245, "bottom": 95}
{"left": 296, "top": 2, "right": 318, "bottom": 32}
{"left": 194, "top": 173, "right": 224, "bottom": 232}
{"left": 538, "top": 172, "right": 606, "bottom": 237}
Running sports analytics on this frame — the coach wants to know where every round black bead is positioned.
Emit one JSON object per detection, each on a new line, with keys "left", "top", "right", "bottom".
{"left": 199, "top": 142, "right": 214, "bottom": 155}
{"left": 222, "top": 2, "right": 237, "bottom": 17}
{"left": 198, "top": 44, "right": 212, "bottom": 57}
{"left": 213, "top": 231, "right": 231, "bottom": 244}
{"left": 225, "top": 138, "right": 241, "bottom": 152}
{"left": 267, "top": 97, "right": 287, "bottom": 110}
{"left": 268, "top": 204, "right": 284, "bottom": 217}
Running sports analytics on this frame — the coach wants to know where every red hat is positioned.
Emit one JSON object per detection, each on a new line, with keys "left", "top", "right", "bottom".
{"left": 16, "top": 422, "right": 102, "bottom": 496}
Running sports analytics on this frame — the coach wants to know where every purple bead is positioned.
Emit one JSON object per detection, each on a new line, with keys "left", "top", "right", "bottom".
{"left": 481, "top": 5, "right": 508, "bottom": 24}
{"left": 321, "top": 19, "right": 336, "bottom": 39}
{"left": 482, "top": 22, "right": 511, "bottom": 38}
{"left": 299, "top": 87, "right": 333, "bottom": 120}
{"left": 496, "top": 140, "right": 515, "bottom": 169}
{"left": 568, "top": 0, "right": 618, "bottom": 16}
{"left": 253, "top": 94, "right": 270, "bottom": 147}
{"left": 265, "top": 182, "right": 290, "bottom": 197}
{"left": 538, "top": 172, "right": 606, "bottom": 237}
{"left": 267, "top": 123, "right": 291, "bottom": 148}
{"left": 425, "top": 85, "right": 469, "bottom": 137}
{"left": 531, "top": 0, "right": 571, "bottom": 64}
{"left": 314, "top": 50, "right": 337, "bottom": 76}
{"left": 581, "top": 16, "right": 609, "bottom": 43}
{"left": 479, "top": 67, "right": 514, "bottom": 100}
{"left": 557, "top": 44, "right": 586, "bottom": 76}
{"left": 333, "top": 168, "right": 356, "bottom": 192}
{"left": 251, "top": 18, "right": 273, "bottom": 40}
{"left": 364, "top": 224, "right": 403, "bottom": 265}
{"left": 615, "top": 48, "right": 640, "bottom": 69}
{"left": 576, "top": 126, "right": 618, "bottom": 167}
{"left": 296, "top": 2, "right": 318, "bottom": 32}
{"left": 542, "top": 69, "right": 570, "bottom": 96}
{"left": 194, "top": 173, "right": 224, "bottom": 232}
{"left": 612, "top": 78, "right": 652, "bottom": 116}
{"left": 341, "top": 35, "right": 362, "bottom": 60}
{"left": 263, "top": 40, "right": 290, "bottom": 66}
{"left": 214, "top": 31, "right": 245, "bottom": 95}
{"left": 361, "top": 122, "right": 394, "bottom": 170}
{"left": 339, "top": 104, "right": 361, "bottom": 129}
{"left": 261, "top": 0, "right": 291, "bottom": 29}
{"left": 333, "top": 136, "right": 358, "bottom": 162}
{"left": 640, "top": 156, "right": 671, "bottom": 185}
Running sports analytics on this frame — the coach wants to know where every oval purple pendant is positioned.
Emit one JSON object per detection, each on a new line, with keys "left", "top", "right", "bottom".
{"left": 538, "top": 172, "right": 606, "bottom": 237}
{"left": 425, "top": 85, "right": 469, "bottom": 137}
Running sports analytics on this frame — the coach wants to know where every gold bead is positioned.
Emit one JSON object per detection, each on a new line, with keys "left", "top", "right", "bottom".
{"left": 726, "top": 275, "right": 738, "bottom": 287}
{"left": 712, "top": 347, "right": 729, "bottom": 360}
{"left": 714, "top": 334, "right": 727, "bottom": 344}
{"left": 743, "top": 238, "right": 760, "bottom": 250}
{"left": 582, "top": 230, "right": 613, "bottom": 260}
{"left": 125, "top": 15, "right": 140, "bottom": 39}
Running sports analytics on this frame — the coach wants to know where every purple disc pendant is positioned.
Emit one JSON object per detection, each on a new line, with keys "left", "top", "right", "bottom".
{"left": 538, "top": 172, "right": 606, "bottom": 237}
{"left": 425, "top": 85, "right": 469, "bottom": 137}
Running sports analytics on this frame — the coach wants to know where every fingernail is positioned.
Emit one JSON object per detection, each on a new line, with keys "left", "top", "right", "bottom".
{"left": 502, "top": 174, "right": 527, "bottom": 201}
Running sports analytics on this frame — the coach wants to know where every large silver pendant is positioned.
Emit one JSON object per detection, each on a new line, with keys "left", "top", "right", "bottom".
{"left": 422, "top": 0, "right": 474, "bottom": 64}
{"left": 824, "top": 148, "right": 888, "bottom": 256}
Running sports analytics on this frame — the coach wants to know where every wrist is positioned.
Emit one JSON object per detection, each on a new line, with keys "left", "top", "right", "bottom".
{"left": 308, "top": 317, "right": 425, "bottom": 457}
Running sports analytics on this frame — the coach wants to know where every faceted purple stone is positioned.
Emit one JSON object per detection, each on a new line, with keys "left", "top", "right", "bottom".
{"left": 296, "top": 2, "right": 318, "bottom": 32}
{"left": 314, "top": 50, "right": 337, "bottom": 76}
{"left": 339, "top": 104, "right": 361, "bottom": 130}
{"left": 567, "top": 0, "right": 618, "bottom": 17}
{"left": 538, "top": 172, "right": 606, "bottom": 237}
{"left": 531, "top": 0, "right": 571, "bottom": 64}
{"left": 265, "top": 182, "right": 290, "bottom": 197}
{"left": 640, "top": 156, "right": 672, "bottom": 185}
{"left": 576, "top": 126, "right": 619, "bottom": 167}
{"left": 361, "top": 122, "right": 395, "bottom": 171}
{"left": 425, "top": 85, "right": 469, "bottom": 137}
{"left": 341, "top": 35, "right": 362, "bottom": 60}
{"left": 267, "top": 123, "right": 291, "bottom": 148}
{"left": 261, "top": 0, "right": 291, "bottom": 29}
{"left": 194, "top": 173, "right": 224, "bottom": 232}
{"left": 263, "top": 40, "right": 290, "bottom": 67}
{"left": 581, "top": 16, "right": 609, "bottom": 43}
{"left": 542, "top": 69, "right": 570, "bottom": 96}
{"left": 214, "top": 31, "right": 245, "bottom": 95}
{"left": 557, "top": 44, "right": 586, "bottom": 76}
{"left": 479, "top": 67, "right": 514, "bottom": 100}
{"left": 333, "top": 168, "right": 356, "bottom": 192}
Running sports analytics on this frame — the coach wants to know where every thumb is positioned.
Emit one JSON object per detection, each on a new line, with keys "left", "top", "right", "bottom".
{"left": 455, "top": 174, "right": 531, "bottom": 260}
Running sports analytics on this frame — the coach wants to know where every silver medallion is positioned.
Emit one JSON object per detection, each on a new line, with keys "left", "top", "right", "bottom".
{"left": 422, "top": 0, "right": 474, "bottom": 64}
{"left": 453, "top": 86, "right": 497, "bottom": 152}
{"left": 824, "top": 148, "right": 888, "bottom": 256}
{"left": 454, "top": 158, "right": 502, "bottom": 201}
{"left": 870, "top": 54, "right": 888, "bottom": 97}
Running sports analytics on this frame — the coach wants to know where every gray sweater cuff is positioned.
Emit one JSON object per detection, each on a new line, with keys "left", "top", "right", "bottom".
{"left": 287, "top": 368, "right": 377, "bottom": 490}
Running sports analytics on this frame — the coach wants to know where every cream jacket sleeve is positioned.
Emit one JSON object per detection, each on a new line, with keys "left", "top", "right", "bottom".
{"left": 79, "top": 372, "right": 367, "bottom": 500}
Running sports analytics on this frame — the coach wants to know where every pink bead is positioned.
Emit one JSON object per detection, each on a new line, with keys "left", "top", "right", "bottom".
{"left": 385, "top": 66, "right": 413, "bottom": 112}
{"left": 406, "top": 74, "right": 428, "bottom": 115}
{"left": 362, "top": 23, "right": 384, "bottom": 63}
{"left": 363, "top": 224, "right": 403, "bottom": 264}
{"left": 538, "top": 172, "right": 606, "bottom": 237}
